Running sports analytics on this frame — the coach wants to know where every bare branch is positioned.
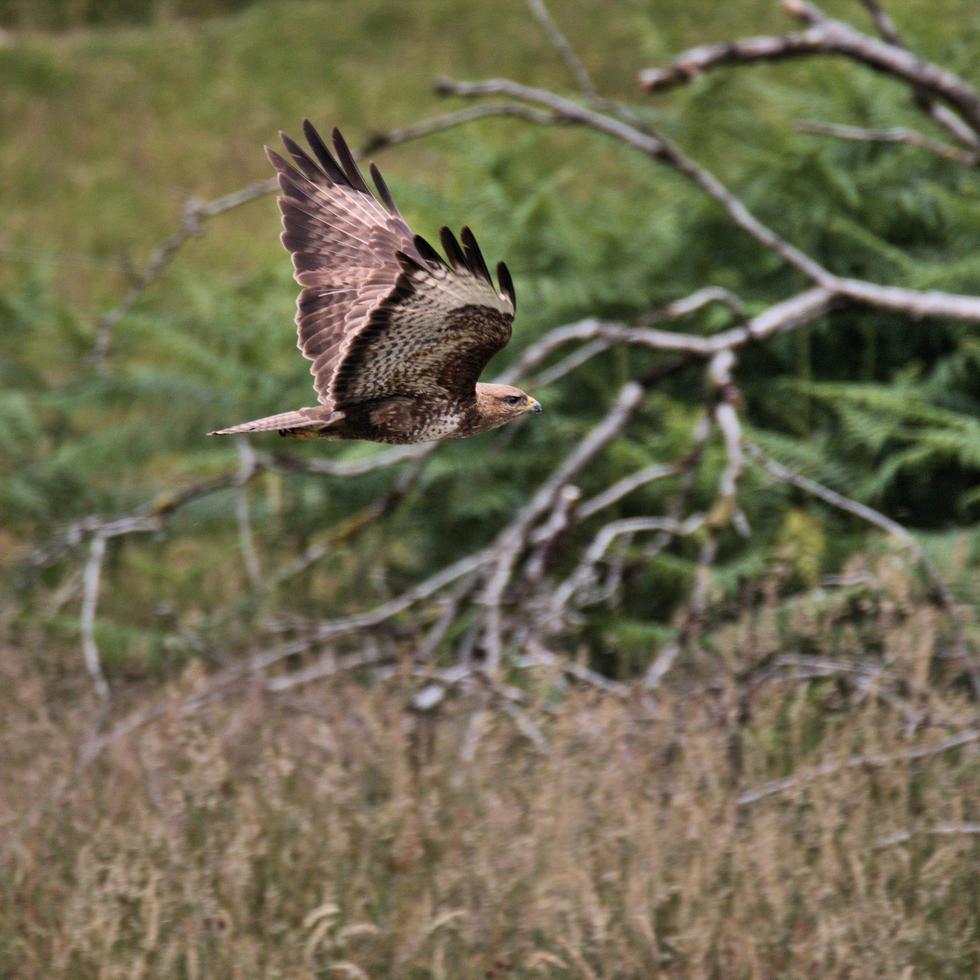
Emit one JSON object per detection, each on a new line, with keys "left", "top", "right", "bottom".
{"left": 645, "top": 349, "right": 755, "bottom": 692}
{"left": 707, "top": 350, "right": 748, "bottom": 534}
{"left": 874, "top": 822, "right": 980, "bottom": 849}
{"left": 796, "top": 120, "right": 979, "bottom": 165}
{"left": 480, "top": 381, "right": 648, "bottom": 671}
{"left": 24, "top": 441, "right": 428, "bottom": 585}
{"left": 577, "top": 462, "right": 680, "bottom": 520}
{"left": 639, "top": 0, "right": 979, "bottom": 150}
{"left": 524, "top": 0, "right": 598, "bottom": 101}
{"left": 361, "top": 103, "right": 557, "bottom": 154}
{"left": 747, "top": 442, "right": 930, "bottom": 568}
{"left": 530, "top": 339, "right": 613, "bottom": 388}
{"left": 269, "top": 547, "right": 495, "bottom": 667}
{"left": 441, "top": 76, "right": 980, "bottom": 321}
{"left": 262, "top": 648, "right": 392, "bottom": 694}
{"left": 505, "top": 291, "right": 838, "bottom": 390}
{"left": 858, "top": 0, "right": 902, "bottom": 46}
{"left": 80, "top": 534, "right": 111, "bottom": 704}
{"left": 857, "top": 0, "right": 980, "bottom": 148}
{"left": 786, "top": 1, "right": 980, "bottom": 134}
{"left": 638, "top": 1, "right": 980, "bottom": 138}
{"left": 737, "top": 728, "right": 980, "bottom": 806}
{"left": 645, "top": 533, "right": 718, "bottom": 691}
{"left": 438, "top": 76, "right": 836, "bottom": 284}
{"left": 417, "top": 574, "right": 481, "bottom": 661}
{"left": 639, "top": 285, "right": 745, "bottom": 324}
{"left": 520, "top": 641, "right": 630, "bottom": 697}
{"left": 547, "top": 514, "right": 705, "bottom": 625}
{"left": 525, "top": 484, "right": 582, "bottom": 584}
{"left": 746, "top": 442, "right": 978, "bottom": 695}
{"left": 264, "top": 442, "right": 433, "bottom": 478}
{"left": 835, "top": 278, "right": 980, "bottom": 321}
{"left": 235, "top": 439, "right": 263, "bottom": 589}
{"left": 638, "top": 28, "right": 833, "bottom": 92}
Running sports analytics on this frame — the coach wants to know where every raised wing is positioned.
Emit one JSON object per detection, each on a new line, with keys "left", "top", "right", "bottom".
{"left": 268, "top": 122, "right": 517, "bottom": 407}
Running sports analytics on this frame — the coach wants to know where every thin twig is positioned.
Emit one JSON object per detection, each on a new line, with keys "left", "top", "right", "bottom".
{"left": 737, "top": 728, "right": 980, "bottom": 806}
{"left": 874, "top": 822, "right": 980, "bottom": 848}
{"left": 523, "top": 0, "right": 598, "bottom": 101}
{"left": 796, "top": 120, "right": 978, "bottom": 165}
{"left": 639, "top": 285, "right": 746, "bottom": 324}
{"left": 362, "top": 102, "right": 558, "bottom": 154}
{"left": 525, "top": 484, "right": 582, "bottom": 584}
{"left": 577, "top": 462, "right": 680, "bottom": 520}
{"left": 546, "top": 514, "right": 704, "bottom": 624}
{"left": 80, "top": 534, "right": 111, "bottom": 704}
{"left": 235, "top": 438, "right": 264, "bottom": 589}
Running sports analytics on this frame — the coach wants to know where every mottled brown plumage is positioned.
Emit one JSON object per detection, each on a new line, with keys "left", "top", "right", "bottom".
{"left": 210, "top": 122, "right": 540, "bottom": 444}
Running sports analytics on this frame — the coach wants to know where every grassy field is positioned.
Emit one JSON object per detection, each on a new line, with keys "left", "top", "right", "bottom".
{"left": 3, "top": 561, "right": 979, "bottom": 977}
{"left": 2, "top": 0, "right": 979, "bottom": 975}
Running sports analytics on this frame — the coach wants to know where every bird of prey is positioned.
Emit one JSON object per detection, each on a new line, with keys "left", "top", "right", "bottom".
{"left": 210, "top": 121, "right": 541, "bottom": 444}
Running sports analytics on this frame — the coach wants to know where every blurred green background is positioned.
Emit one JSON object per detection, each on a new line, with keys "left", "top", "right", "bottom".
{"left": 1, "top": 0, "right": 978, "bottom": 671}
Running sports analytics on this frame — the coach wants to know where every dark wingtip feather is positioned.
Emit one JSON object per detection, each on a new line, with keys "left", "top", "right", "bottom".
{"left": 460, "top": 226, "right": 493, "bottom": 284}
{"left": 266, "top": 146, "right": 305, "bottom": 186}
{"left": 369, "top": 162, "right": 400, "bottom": 215}
{"left": 265, "top": 145, "right": 288, "bottom": 170}
{"left": 279, "top": 131, "right": 325, "bottom": 183}
{"left": 301, "top": 119, "right": 347, "bottom": 184}
{"left": 331, "top": 127, "right": 372, "bottom": 195}
{"left": 394, "top": 249, "right": 425, "bottom": 273}
{"left": 497, "top": 261, "right": 516, "bottom": 311}
{"left": 439, "top": 226, "right": 467, "bottom": 271}
{"left": 414, "top": 234, "right": 448, "bottom": 267}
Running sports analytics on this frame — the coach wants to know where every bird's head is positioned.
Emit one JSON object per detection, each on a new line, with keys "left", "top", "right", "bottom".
{"left": 474, "top": 382, "right": 542, "bottom": 430}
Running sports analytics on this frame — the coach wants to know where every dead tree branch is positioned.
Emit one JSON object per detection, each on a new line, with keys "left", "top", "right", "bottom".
{"left": 438, "top": 76, "right": 980, "bottom": 320}
{"left": 856, "top": 0, "right": 980, "bottom": 148}
{"left": 746, "top": 441, "right": 978, "bottom": 696}
{"left": 638, "top": 0, "right": 980, "bottom": 139}
{"left": 480, "top": 380, "right": 648, "bottom": 671}
{"left": 546, "top": 514, "right": 705, "bottom": 627}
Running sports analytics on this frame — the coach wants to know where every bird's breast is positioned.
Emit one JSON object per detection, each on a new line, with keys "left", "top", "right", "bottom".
{"left": 343, "top": 395, "right": 469, "bottom": 444}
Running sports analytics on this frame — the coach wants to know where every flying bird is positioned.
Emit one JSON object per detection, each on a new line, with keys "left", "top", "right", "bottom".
{"left": 210, "top": 121, "right": 540, "bottom": 444}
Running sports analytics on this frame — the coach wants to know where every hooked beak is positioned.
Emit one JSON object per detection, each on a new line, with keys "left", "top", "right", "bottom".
{"left": 529, "top": 399, "right": 543, "bottom": 415}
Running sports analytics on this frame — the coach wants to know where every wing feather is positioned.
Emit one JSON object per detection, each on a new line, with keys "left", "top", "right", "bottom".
{"left": 269, "top": 122, "right": 517, "bottom": 406}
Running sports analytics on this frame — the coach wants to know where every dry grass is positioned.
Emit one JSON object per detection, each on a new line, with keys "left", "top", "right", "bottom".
{"left": 3, "top": 576, "right": 979, "bottom": 979}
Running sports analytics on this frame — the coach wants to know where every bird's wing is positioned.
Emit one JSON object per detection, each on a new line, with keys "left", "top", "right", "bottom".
{"left": 269, "top": 122, "right": 516, "bottom": 406}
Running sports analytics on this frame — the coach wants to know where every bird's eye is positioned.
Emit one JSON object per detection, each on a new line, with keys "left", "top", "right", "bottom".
{"left": 504, "top": 395, "right": 523, "bottom": 407}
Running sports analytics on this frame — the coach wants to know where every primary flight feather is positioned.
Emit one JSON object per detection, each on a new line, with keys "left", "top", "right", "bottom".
{"left": 210, "top": 121, "right": 540, "bottom": 444}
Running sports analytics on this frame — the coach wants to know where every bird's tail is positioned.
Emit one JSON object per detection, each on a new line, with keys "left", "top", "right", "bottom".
{"left": 208, "top": 408, "right": 343, "bottom": 438}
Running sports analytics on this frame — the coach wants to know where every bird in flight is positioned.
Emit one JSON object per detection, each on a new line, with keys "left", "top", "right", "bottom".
{"left": 211, "top": 121, "right": 540, "bottom": 444}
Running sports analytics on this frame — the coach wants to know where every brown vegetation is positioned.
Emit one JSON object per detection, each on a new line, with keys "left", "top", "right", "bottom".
{"left": 3, "top": 552, "right": 978, "bottom": 978}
